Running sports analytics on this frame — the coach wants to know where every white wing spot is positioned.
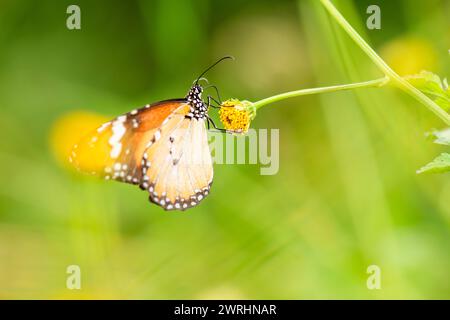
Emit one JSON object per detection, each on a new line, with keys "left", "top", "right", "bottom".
{"left": 98, "top": 122, "right": 110, "bottom": 133}
{"left": 109, "top": 116, "right": 127, "bottom": 159}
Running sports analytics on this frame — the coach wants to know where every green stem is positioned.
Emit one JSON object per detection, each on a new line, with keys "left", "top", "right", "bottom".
{"left": 319, "top": 0, "right": 450, "bottom": 126}
{"left": 253, "top": 77, "right": 388, "bottom": 110}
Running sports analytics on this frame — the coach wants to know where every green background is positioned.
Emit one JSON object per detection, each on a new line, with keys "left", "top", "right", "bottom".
{"left": 0, "top": 0, "right": 448, "bottom": 299}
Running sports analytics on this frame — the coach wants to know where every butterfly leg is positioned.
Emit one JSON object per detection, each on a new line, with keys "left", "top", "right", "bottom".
{"left": 205, "top": 96, "right": 227, "bottom": 132}
{"left": 206, "top": 116, "right": 227, "bottom": 133}
{"left": 204, "top": 84, "right": 222, "bottom": 105}
{"left": 205, "top": 95, "right": 221, "bottom": 109}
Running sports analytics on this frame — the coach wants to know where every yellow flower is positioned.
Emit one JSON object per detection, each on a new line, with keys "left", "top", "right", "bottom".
{"left": 49, "top": 111, "right": 109, "bottom": 170}
{"left": 380, "top": 37, "right": 438, "bottom": 76}
{"left": 219, "top": 99, "right": 255, "bottom": 134}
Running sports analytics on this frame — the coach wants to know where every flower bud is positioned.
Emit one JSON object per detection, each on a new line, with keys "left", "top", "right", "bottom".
{"left": 219, "top": 99, "right": 255, "bottom": 134}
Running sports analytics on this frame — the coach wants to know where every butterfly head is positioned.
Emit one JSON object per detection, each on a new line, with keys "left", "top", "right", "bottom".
{"left": 186, "top": 83, "right": 203, "bottom": 100}
{"left": 186, "top": 56, "right": 234, "bottom": 120}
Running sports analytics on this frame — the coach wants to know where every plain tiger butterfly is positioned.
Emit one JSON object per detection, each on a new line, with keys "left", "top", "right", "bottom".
{"left": 70, "top": 57, "right": 233, "bottom": 211}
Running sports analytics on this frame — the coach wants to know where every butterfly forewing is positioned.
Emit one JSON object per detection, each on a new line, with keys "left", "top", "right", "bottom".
{"left": 70, "top": 99, "right": 187, "bottom": 184}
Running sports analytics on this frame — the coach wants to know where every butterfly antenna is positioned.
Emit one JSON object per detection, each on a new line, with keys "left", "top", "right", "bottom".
{"left": 195, "top": 56, "right": 234, "bottom": 85}
{"left": 193, "top": 77, "right": 209, "bottom": 85}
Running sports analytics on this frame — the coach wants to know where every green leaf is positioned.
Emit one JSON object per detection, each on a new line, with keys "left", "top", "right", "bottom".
{"left": 417, "top": 153, "right": 450, "bottom": 174}
{"left": 405, "top": 71, "right": 450, "bottom": 112}
{"left": 427, "top": 128, "right": 450, "bottom": 145}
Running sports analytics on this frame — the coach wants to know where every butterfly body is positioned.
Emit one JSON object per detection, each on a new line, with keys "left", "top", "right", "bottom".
{"left": 185, "top": 84, "right": 209, "bottom": 120}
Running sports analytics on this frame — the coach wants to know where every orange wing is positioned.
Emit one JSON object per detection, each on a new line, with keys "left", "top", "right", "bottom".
{"left": 140, "top": 105, "right": 213, "bottom": 211}
{"left": 70, "top": 99, "right": 187, "bottom": 184}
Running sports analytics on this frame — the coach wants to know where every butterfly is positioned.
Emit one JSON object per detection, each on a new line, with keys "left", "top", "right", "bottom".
{"left": 69, "top": 57, "right": 233, "bottom": 211}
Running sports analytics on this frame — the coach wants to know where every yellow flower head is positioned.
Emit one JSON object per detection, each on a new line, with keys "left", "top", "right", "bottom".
{"left": 380, "top": 37, "right": 437, "bottom": 76}
{"left": 219, "top": 99, "right": 255, "bottom": 134}
{"left": 49, "top": 111, "right": 109, "bottom": 170}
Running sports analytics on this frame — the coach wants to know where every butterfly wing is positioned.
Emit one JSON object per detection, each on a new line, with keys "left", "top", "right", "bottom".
{"left": 70, "top": 99, "right": 188, "bottom": 184}
{"left": 140, "top": 105, "right": 213, "bottom": 211}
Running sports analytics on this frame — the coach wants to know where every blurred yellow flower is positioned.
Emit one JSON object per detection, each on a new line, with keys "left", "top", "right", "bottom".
{"left": 380, "top": 37, "right": 438, "bottom": 76}
{"left": 219, "top": 99, "right": 255, "bottom": 134}
{"left": 49, "top": 111, "right": 109, "bottom": 170}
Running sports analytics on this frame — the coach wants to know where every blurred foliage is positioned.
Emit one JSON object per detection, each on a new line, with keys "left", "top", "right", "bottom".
{"left": 405, "top": 71, "right": 450, "bottom": 112}
{"left": 418, "top": 128, "right": 450, "bottom": 174}
{"left": 417, "top": 153, "right": 450, "bottom": 174}
{"left": 0, "top": 0, "right": 449, "bottom": 299}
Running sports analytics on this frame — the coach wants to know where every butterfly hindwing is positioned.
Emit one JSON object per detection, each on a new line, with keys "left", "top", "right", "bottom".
{"left": 70, "top": 99, "right": 187, "bottom": 184}
{"left": 140, "top": 105, "right": 213, "bottom": 211}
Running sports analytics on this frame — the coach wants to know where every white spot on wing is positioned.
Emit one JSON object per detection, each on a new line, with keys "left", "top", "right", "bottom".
{"left": 98, "top": 122, "right": 110, "bottom": 133}
{"left": 109, "top": 116, "right": 127, "bottom": 159}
